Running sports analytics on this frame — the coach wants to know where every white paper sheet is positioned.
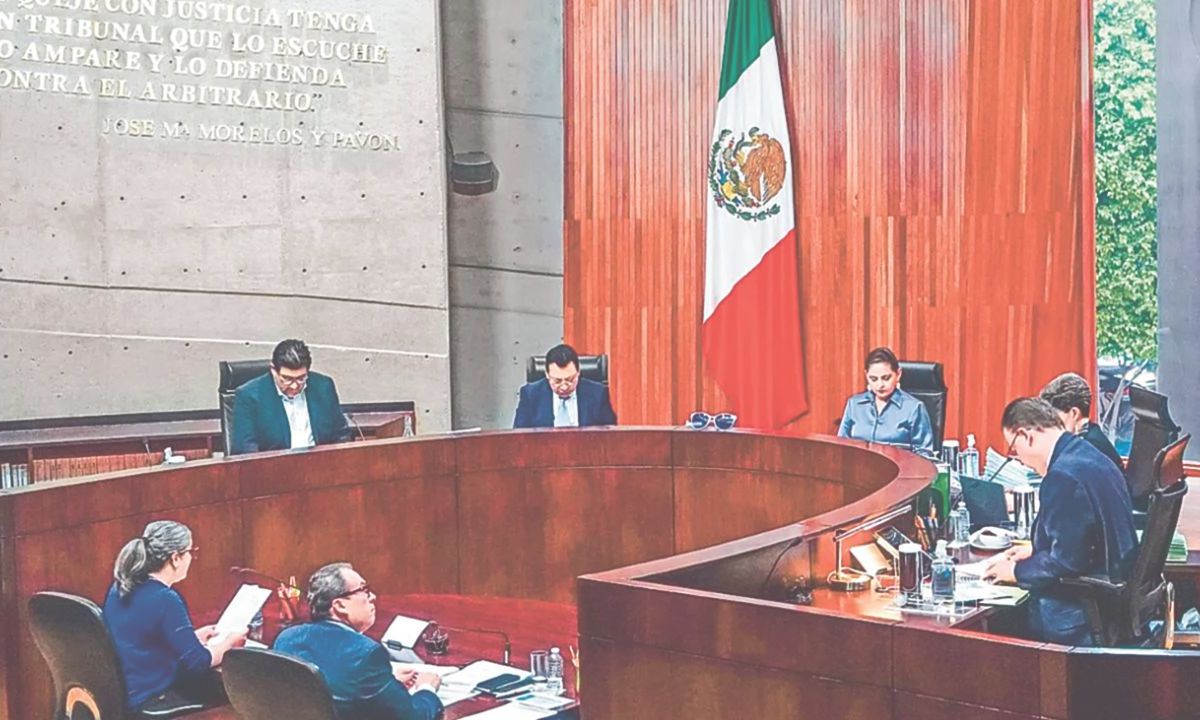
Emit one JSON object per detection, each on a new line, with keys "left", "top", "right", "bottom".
{"left": 208, "top": 584, "right": 271, "bottom": 644}
{"left": 390, "top": 663, "right": 475, "bottom": 706}
{"left": 514, "top": 693, "right": 576, "bottom": 712}
{"left": 457, "top": 702, "right": 556, "bottom": 720}
{"left": 436, "top": 685, "right": 480, "bottom": 707}
{"left": 390, "top": 662, "right": 461, "bottom": 677}
{"left": 441, "top": 659, "right": 530, "bottom": 689}
{"left": 954, "top": 560, "right": 995, "bottom": 579}
{"left": 381, "top": 614, "right": 432, "bottom": 648}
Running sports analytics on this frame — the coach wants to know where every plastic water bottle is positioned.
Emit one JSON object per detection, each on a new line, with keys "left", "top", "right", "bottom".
{"left": 955, "top": 501, "right": 971, "bottom": 542}
{"left": 931, "top": 540, "right": 955, "bottom": 601}
{"left": 248, "top": 609, "right": 265, "bottom": 643}
{"left": 546, "top": 647, "right": 564, "bottom": 694}
{"left": 960, "top": 434, "right": 980, "bottom": 478}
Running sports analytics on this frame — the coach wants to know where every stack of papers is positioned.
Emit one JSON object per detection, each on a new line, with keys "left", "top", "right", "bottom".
{"left": 391, "top": 662, "right": 477, "bottom": 706}
{"left": 1171, "top": 532, "right": 1189, "bottom": 563}
{"left": 208, "top": 584, "right": 272, "bottom": 645}
{"left": 460, "top": 704, "right": 557, "bottom": 720}
{"left": 442, "top": 660, "right": 531, "bottom": 691}
{"left": 1138, "top": 529, "right": 1189, "bottom": 563}
{"left": 984, "top": 448, "right": 1042, "bottom": 489}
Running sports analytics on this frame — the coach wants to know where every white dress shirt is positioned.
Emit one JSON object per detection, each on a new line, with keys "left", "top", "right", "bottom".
{"left": 553, "top": 392, "right": 579, "bottom": 427}
{"left": 277, "top": 386, "right": 315, "bottom": 449}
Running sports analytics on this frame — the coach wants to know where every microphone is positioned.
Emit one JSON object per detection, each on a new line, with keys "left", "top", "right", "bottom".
{"left": 143, "top": 438, "right": 157, "bottom": 467}
{"left": 758, "top": 536, "right": 805, "bottom": 602}
{"left": 229, "top": 566, "right": 303, "bottom": 621}
{"left": 982, "top": 456, "right": 1013, "bottom": 484}
{"left": 345, "top": 412, "right": 366, "bottom": 442}
{"left": 410, "top": 622, "right": 511, "bottom": 665}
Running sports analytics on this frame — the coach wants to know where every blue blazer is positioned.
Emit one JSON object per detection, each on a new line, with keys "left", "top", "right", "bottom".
{"left": 230, "top": 372, "right": 351, "bottom": 455}
{"left": 1014, "top": 433, "right": 1138, "bottom": 645}
{"left": 273, "top": 620, "right": 442, "bottom": 720}
{"left": 513, "top": 377, "right": 617, "bottom": 428}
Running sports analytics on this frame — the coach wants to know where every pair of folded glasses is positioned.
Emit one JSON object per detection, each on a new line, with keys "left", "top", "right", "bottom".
{"left": 686, "top": 412, "right": 738, "bottom": 431}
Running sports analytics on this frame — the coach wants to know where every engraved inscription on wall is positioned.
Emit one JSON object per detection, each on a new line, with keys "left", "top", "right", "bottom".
{"left": 0, "top": 0, "right": 402, "bottom": 150}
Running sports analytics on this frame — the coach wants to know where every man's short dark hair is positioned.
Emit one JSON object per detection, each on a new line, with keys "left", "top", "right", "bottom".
{"left": 545, "top": 343, "right": 579, "bottom": 371}
{"left": 273, "top": 339, "right": 312, "bottom": 370}
{"left": 1039, "top": 372, "right": 1093, "bottom": 416}
{"left": 307, "top": 562, "right": 352, "bottom": 620}
{"left": 1001, "top": 397, "right": 1065, "bottom": 432}
{"left": 864, "top": 346, "right": 900, "bottom": 372}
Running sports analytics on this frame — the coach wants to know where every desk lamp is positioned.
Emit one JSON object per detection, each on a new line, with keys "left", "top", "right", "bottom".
{"left": 827, "top": 504, "right": 912, "bottom": 592}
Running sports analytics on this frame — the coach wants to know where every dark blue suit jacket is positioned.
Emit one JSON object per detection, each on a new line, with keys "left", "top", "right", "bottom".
{"left": 513, "top": 377, "right": 617, "bottom": 428}
{"left": 230, "top": 372, "right": 351, "bottom": 455}
{"left": 1081, "top": 422, "right": 1124, "bottom": 473}
{"left": 273, "top": 620, "right": 442, "bottom": 720}
{"left": 1014, "top": 433, "right": 1138, "bottom": 645}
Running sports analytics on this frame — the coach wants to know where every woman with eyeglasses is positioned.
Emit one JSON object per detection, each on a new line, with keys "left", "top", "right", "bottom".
{"left": 837, "top": 346, "right": 934, "bottom": 456}
{"left": 103, "top": 520, "right": 246, "bottom": 713}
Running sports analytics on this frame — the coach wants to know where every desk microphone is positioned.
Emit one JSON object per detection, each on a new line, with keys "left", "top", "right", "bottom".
{"left": 229, "top": 566, "right": 303, "bottom": 619}
{"left": 142, "top": 438, "right": 157, "bottom": 467}
{"left": 758, "top": 536, "right": 804, "bottom": 602}
{"left": 345, "top": 413, "right": 366, "bottom": 442}
{"left": 433, "top": 623, "right": 511, "bottom": 665}
{"left": 982, "top": 456, "right": 1013, "bottom": 485}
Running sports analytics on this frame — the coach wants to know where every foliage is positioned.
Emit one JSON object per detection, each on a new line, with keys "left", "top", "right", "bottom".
{"left": 1093, "top": 0, "right": 1158, "bottom": 363}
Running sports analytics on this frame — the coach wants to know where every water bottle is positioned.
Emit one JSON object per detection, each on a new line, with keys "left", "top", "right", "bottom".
{"left": 546, "top": 647, "right": 564, "bottom": 694}
{"left": 960, "top": 434, "right": 980, "bottom": 478}
{"left": 955, "top": 501, "right": 971, "bottom": 542}
{"left": 931, "top": 540, "right": 955, "bottom": 601}
{"left": 248, "top": 609, "right": 265, "bottom": 643}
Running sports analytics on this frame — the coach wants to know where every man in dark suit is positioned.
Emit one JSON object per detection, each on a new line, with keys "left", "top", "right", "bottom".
{"left": 1040, "top": 372, "right": 1124, "bottom": 471}
{"left": 513, "top": 343, "right": 617, "bottom": 428}
{"left": 274, "top": 563, "right": 443, "bottom": 720}
{"left": 984, "top": 398, "right": 1138, "bottom": 645}
{"left": 230, "top": 339, "right": 352, "bottom": 455}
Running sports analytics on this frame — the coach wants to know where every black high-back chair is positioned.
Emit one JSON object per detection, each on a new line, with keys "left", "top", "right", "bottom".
{"left": 899, "top": 361, "right": 948, "bottom": 451}
{"left": 1063, "top": 434, "right": 1191, "bottom": 648}
{"left": 218, "top": 360, "right": 271, "bottom": 456}
{"left": 525, "top": 353, "right": 609, "bottom": 385}
{"left": 222, "top": 648, "right": 339, "bottom": 720}
{"left": 1124, "top": 385, "right": 1181, "bottom": 509}
{"left": 28, "top": 592, "right": 205, "bottom": 720}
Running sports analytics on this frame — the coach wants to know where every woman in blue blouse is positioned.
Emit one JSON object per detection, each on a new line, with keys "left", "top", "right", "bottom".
{"left": 103, "top": 520, "right": 245, "bottom": 712}
{"left": 838, "top": 347, "right": 935, "bottom": 456}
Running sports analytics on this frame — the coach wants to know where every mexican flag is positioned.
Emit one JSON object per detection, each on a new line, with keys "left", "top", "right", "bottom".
{"left": 702, "top": 0, "right": 808, "bottom": 427}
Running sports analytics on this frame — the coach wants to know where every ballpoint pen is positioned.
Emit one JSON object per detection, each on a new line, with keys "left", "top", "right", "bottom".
{"left": 569, "top": 645, "right": 579, "bottom": 693}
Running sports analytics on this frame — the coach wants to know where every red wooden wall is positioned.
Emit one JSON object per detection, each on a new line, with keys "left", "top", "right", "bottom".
{"left": 564, "top": 0, "right": 1097, "bottom": 452}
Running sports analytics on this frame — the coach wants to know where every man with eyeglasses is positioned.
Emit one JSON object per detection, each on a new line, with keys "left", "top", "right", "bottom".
{"left": 982, "top": 397, "right": 1137, "bottom": 645}
{"left": 513, "top": 343, "right": 617, "bottom": 428}
{"left": 274, "top": 563, "right": 443, "bottom": 720}
{"left": 230, "top": 339, "right": 352, "bottom": 455}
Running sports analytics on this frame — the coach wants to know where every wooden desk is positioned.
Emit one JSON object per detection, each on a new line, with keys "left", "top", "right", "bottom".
{"left": 3, "top": 429, "right": 1198, "bottom": 720}
{"left": 0, "top": 404, "right": 416, "bottom": 485}
{"left": 806, "top": 586, "right": 1010, "bottom": 632}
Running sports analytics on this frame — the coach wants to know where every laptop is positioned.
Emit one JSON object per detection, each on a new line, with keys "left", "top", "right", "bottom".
{"left": 959, "top": 476, "right": 1010, "bottom": 531}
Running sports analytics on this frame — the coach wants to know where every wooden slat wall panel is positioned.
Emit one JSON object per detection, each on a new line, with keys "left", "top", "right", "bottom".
{"left": 565, "top": 0, "right": 1097, "bottom": 452}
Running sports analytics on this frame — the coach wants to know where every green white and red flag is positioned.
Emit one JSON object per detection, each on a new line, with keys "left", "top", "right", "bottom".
{"left": 703, "top": 0, "right": 808, "bottom": 427}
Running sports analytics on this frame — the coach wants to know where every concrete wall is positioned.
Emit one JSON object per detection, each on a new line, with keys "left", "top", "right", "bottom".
{"left": 0, "top": 0, "right": 452, "bottom": 430}
{"left": 441, "top": 0, "right": 564, "bottom": 429}
{"left": 1156, "top": 0, "right": 1200, "bottom": 458}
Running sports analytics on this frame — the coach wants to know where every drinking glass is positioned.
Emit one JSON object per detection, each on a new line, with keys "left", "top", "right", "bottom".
{"left": 529, "top": 650, "right": 550, "bottom": 686}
